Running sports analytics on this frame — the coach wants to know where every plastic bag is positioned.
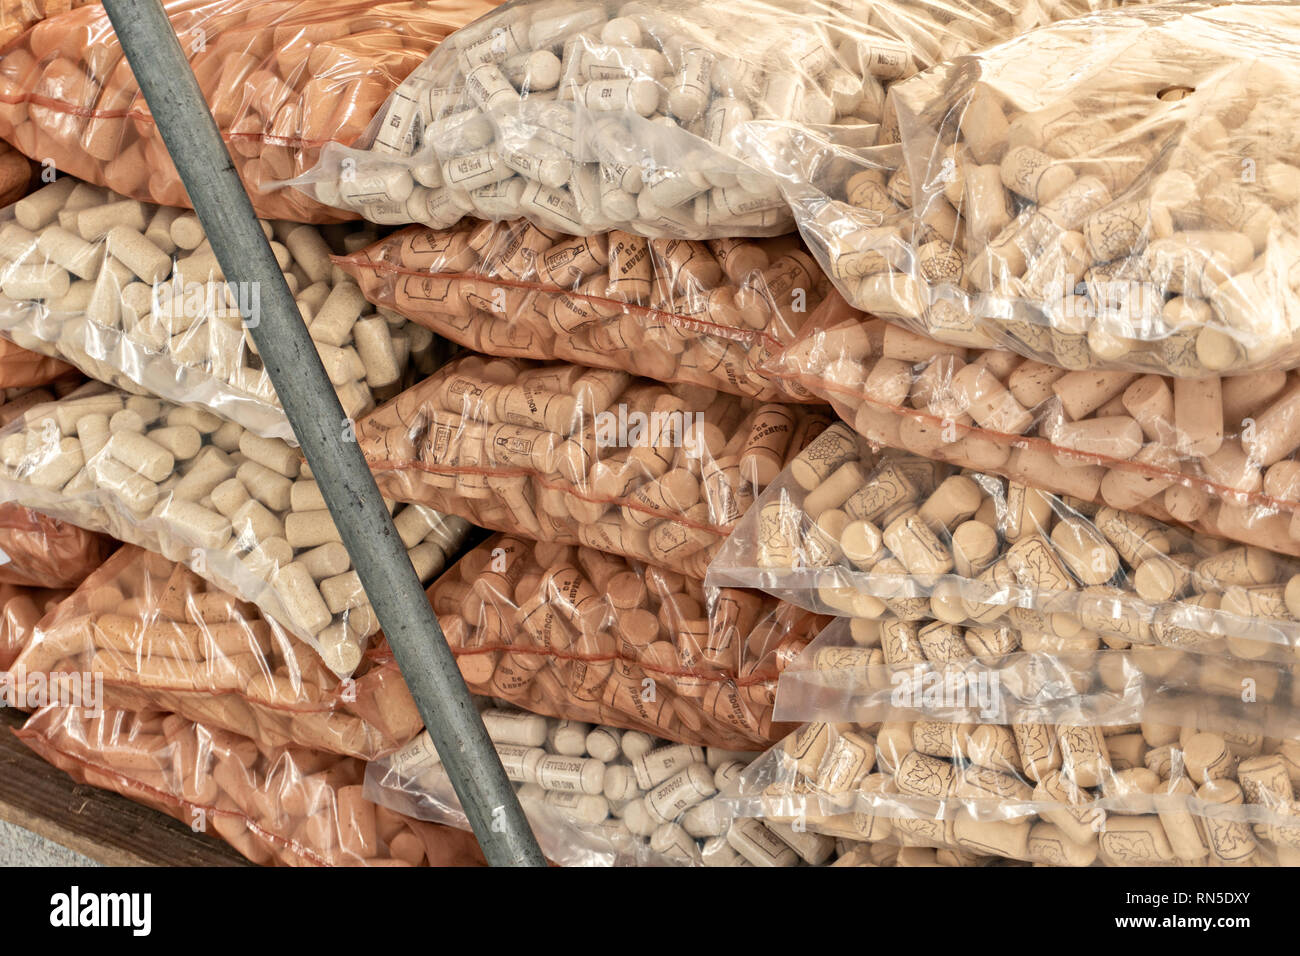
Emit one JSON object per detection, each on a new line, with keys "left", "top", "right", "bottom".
{"left": 358, "top": 353, "right": 834, "bottom": 576}
{"left": 775, "top": 616, "right": 1300, "bottom": 730}
{"left": 369, "top": 703, "right": 770, "bottom": 865}
{"left": 766, "top": 293, "right": 1300, "bottom": 552}
{"left": 0, "top": 336, "right": 74, "bottom": 386}
{"left": 0, "top": 379, "right": 83, "bottom": 425}
{"left": 0, "top": 381, "right": 471, "bottom": 675}
{"left": 793, "top": 2, "right": 1300, "bottom": 378}
{"left": 17, "top": 704, "right": 487, "bottom": 865}
{"left": 730, "top": 717, "right": 1300, "bottom": 865}
{"left": 0, "top": 1, "right": 94, "bottom": 49}
{"left": 337, "top": 219, "right": 831, "bottom": 401}
{"left": 0, "top": 139, "right": 34, "bottom": 208}
{"left": 0, "top": 582, "right": 69, "bottom": 669}
{"left": 14, "top": 544, "right": 423, "bottom": 758}
{"left": 431, "top": 533, "right": 825, "bottom": 747}
{"left": 0, "top": 499, "right": 112, "bottom": 587}
{"left": 0, "top": 0, "right": 501, "bottom": 222}
{"left": 0, "top": 177, "right": 446, "bottom": 442}
{"left": 290, "top": 0, "right": 1125, "bottom": 238}
{"left": 708, "top": 422, "right": 1300, "bottom": 661}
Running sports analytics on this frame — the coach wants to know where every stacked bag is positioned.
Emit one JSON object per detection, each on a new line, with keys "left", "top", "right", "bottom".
{"left": 0, "top": 2, "right": 495, "bottom": 865}
{"left": 7, "top": 0, "right": 1300, "bottom": 867}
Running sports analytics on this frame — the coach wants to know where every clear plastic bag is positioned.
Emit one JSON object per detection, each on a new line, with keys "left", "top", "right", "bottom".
{"left": 0, "top": 582, "right": 70, "bottom": 670}
{"left": 730, "top": 717, "right": 1300, "bottom": 865}
{"left": 0, "top": 379, "right": 82, "bottom": 425}
{"left": 0, "top": 499, "right": 112, "bottom": 587}
{"left": 792, "top": 1, "right": 1300, "bottom": 378}
{"left": 13, "top": 544, "right": 423, "bottom": 758}
{"left": 0, "top": 0, "right": 501, "bottom": 222}
{"left": 0, "top": 177, "right": 446, "bottom": 442}
{"left": 708, "top": 425, "right": 1300, "bottom": 662}
{"left": 765, "top": 293, "right": 1300, "bottom": 553}
{"left": 17, "top": 704, "right": 487, "bottom": 866}
{"left": 0, "top": 381, "right": 471, "bottom": 676}
{"left": 289, "top": 0, "right": 1124, "bottom": 238}
{"left": 358, "top": 353, "right": 834, "bottom": 576}
{"left": 431, "top": 533, "right": 825, "bottom": 748}
{"left": 0, "top": 336, "right": 74, "bottom": 387}
{"left": 0, "top": 139, "right": 35, "bottom": 212}
{"left": 0, "top": 0, "right": 94, "bottom": 49}
{"left": 775, "top": 616, "right": 1300, "bottom": 730}
{"left": 368, "top": 703, "right": 765, "bottom": 865}
{"left": 337, "top": 219, "right": 831, "bottom": 401}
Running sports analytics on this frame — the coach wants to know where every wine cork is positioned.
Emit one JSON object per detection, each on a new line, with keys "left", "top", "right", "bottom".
{"left": 894, "top": 750, "right": 955, "bottom": 799}
{"left": 882, "top": 511, "right": 953, "bottom": 575}
{"left": 1050, "top": 517, "right": 1119, "bottom": 585}
{"left": 953, "top": 812, "right": 1029, "bottom": 861}
{"left": 951, "top": 520, "right": 998, "bottom": 577}
{"left": 1057, "top": 725, "right": 1109, "bottom": 788}
{"left": 949, "top": 363, "right": 1032, "bottom": 434}
{"left": 1027, "top": 822, "right": 1098, "bottom": 867}
{"left": 1196, "top": 779, "right": 1257, "bottom": 863}
{"left": 104, "top": 226, "right": 171, "bottom": 285}
{"left": 1172, "top": 376, "right": 1223, "bottom": 457}
{"left": 1052, "top": 371, "right": 1137, "bottom": 420}
{"left": 1000, "top": 145, "right": 1075, "bottom": 203}
{"left": 272, "top": 562, "right": 332, "bottom": 636}
{"left": 1098, "top": 816, "right": 1175, "bottom": 865}
{"left": 104, "top": 430, "right": 173, "bottom": 483}
{"left": 739, "top": 405, "right": 795, "bottom": 488}
{"left": 1183, "top": 733, "right": 1238, "bottom": 784}
{"left": 789, "top": 424, "right": 859, "bottom": 491}
{"left": 917, "top": 476, "right": 983, "bottom": 533}
{"left": 1242, "top": 380, "right": 1300, "bottom": 466}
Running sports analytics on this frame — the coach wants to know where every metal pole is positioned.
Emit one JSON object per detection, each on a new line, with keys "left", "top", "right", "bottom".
{"left": 100, "top": 0, "right": 545, "bottom": 867}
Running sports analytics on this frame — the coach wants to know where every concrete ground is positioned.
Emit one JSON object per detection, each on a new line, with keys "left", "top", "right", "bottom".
{"left": 0, "top": 819, "right": 98, "bottom": 866}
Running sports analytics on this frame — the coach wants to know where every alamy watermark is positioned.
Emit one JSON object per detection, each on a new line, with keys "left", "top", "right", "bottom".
{"left": 1, "top": 669, "right": 103, "bottom": 715}
{"left": 594, "top": 404, "right": 708, "bottom": 459}
{"left": 890, "top": 666, "right": 1000, "bottom": 719}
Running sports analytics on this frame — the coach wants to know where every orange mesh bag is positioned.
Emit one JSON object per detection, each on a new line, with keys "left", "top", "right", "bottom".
{"left": 15, "top": 544, "right": 424, "bottom": 759}
{"left": 356, "top": 353, "right": 836, "bottom": 577}
{"left": 0, "top": 0, "right": 500, "bottom": 222}
{"left": 18, "top": 704, "right": 487, "bottom": 866}
{"left": 337, "top": 220, "right": 830, "bottom": 402}
{"left": 428, "top": 533, "right": 826, "bottom": 748}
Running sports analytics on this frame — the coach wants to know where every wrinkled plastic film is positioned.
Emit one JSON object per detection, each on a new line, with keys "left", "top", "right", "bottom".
{"left": 765, "top": 293, "right": 1300, "bottom": 557}
{"left": 728, "top": 717, "right": 1300, "bottom": 865}
{"left": 707, "top": 424, "right": 1300, "bottom": 663}
{"left": 0, "top": 177, "right": 447, "bottom": 442}
{"left": 788, "top": 2, "right": 1300, "bottom": 379}
{"left": 368, "top": 705, "right": 760, "bottom": 865}
{"left": 290, "top": 0, "right": 1128, "bottom": 238}
{"left": 0, "top": 0, "right": 501, "bottom": 222}
{"left": 430, "top": 533, "right": 824, "bottom": 748}
{"left": 775, "top": 616, "right": 1300, "bottom": 730}
{"left": 0, "top": 0, "right": 96, "bottom": 48}
{"left": 0, "top": 336, "right": 75, "bottom": 386}
{"left": 357, "top": 353, "right": 835, "bottom": 575}
{"left": 337, "top": 219, "right": 830, "bottom": 401}
{"left": 0, "top": 381, "right": 472, "bottom": 676}
{"left": 14, "top": 544, "right": 424, "bottom": 758}
{"left": 17, "top": 704, "right": 488, "bottom": 866}
{"left": 0, "top": 582, "right": 71, "bottom": 670}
